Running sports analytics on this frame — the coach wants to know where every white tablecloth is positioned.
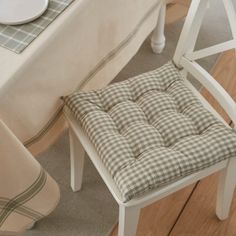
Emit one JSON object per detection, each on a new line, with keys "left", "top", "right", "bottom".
{"left": 0, "top": 0, "right": 163, "bottom": 154}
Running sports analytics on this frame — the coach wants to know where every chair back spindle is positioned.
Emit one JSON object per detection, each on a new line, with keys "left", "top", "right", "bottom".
{"left": 173, "top": 0, "right": 236, "bottom": 127}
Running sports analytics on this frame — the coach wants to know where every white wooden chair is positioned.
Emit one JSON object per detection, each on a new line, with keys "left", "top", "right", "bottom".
{"left": 63, "top": 0, "right": 236, "bottom": 235}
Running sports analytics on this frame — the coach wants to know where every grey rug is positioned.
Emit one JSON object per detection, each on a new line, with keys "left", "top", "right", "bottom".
{"left": 23, "top": 131, "right": 118, "bottom": 236}
{"left": 23, "top": 0, "right": 232, "bottom": 235}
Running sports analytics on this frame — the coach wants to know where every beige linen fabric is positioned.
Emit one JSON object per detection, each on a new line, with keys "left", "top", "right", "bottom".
{"left": 0, "top": 0, "right": 163, "bottom": 155}
{"left": 0, "top": 120, "right": 60, "bottom": 235}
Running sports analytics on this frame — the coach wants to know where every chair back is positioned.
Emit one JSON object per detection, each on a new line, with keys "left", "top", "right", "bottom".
{"left": 173, "top": 0, "right": 236, "bottom": 126}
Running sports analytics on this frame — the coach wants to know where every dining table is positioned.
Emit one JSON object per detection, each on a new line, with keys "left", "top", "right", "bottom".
{"left": 0, "top": 0, "right": 167, "bottom": 234}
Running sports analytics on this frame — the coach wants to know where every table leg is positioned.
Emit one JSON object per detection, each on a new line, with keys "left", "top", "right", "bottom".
{"left": 151, "top": 3, "right": 166, "bottom": 54}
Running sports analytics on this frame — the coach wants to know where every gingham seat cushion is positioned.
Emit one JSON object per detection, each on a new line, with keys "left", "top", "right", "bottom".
{"left": 64, "top": 61, "right": 236, "bottom": 202}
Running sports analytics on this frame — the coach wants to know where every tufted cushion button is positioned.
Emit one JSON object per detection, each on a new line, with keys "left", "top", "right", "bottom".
{"left": 153, "top": 111, "right": 198, "bottom": 146}
{"left": 123, "top": 122, "right": 164, "bottom": 157}
{"left": 64, "top": 61, "right": 236, "bottom": 202}
{"left": 183, "top": 104, "right": 222, "bottom": 134}
{"left": 167, "top": 80, "right": 200, "bottom": 112}
{"left": 100, "top": 80, "right": 132, "bottom": 111}
{"left": 137, "top": 91, "right": 177, "bottom": 124}
{"left": 108, "top": 101, "right": 147, "bottom": 132}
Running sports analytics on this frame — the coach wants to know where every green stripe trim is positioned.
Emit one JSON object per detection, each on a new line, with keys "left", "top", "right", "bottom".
{"left": 78, "top": 1, "right": 161, "bottom": 89}
{"left": 0, "top": 198, "right": 44, "bottom": 221}
{"left": 0, "top": 168, "right": 47, "bottom": 226}
{"left": 24, "top": 105, "right": 64, "bottom": 146}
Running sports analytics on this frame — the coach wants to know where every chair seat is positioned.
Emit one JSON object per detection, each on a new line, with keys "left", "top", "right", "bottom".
{"left": 64, "top": 61, "right": 236, "bottom": 202}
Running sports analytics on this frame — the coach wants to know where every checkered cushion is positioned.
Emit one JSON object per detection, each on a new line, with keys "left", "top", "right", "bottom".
{"left": 64, "top": 61, "right": 236, "bottom": 202}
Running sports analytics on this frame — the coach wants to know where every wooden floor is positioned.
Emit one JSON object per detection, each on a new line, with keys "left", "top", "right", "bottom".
{"left": 110, "top": 1, "right": 236, "bottom": 236}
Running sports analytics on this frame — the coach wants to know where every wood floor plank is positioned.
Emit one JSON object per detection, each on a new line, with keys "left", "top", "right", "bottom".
{"left": 201, "top": 50, "right": 236, "bottom": 123}
{"left": 166, "top": 4, "right": 189, "bottom": 25}
{"left": 169, "top": 174, "right": 236, "bottom": 236}
{"left": 110, "top": 185, "right": 195, "bottom": 236}
{"left": 166, "top": 0, "right": 191, "bottom": 25}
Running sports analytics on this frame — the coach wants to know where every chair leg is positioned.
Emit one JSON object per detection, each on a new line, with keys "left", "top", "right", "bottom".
{"left": 118, "top": 205, "right": 140, "bottom": 236}
{"left": 151, "top": 3, "right": 166, "bottom": 54}
{"left": 216, "top": 157, "right": 236, "bottom": 220}
{"left": 69, "top": 127, "right": 85, "bottom": 192}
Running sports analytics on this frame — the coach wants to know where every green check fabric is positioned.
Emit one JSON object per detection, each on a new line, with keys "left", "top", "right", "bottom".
{"left": 0, "top": 0, "right": 74, "bottom": 53}
{"left": 64, "top": 61, "right": 236, "bottom": 202}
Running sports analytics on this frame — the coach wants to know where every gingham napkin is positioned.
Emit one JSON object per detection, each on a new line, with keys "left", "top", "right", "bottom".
{"left": 0, "top": 0, "right": 74, "bottom": 53}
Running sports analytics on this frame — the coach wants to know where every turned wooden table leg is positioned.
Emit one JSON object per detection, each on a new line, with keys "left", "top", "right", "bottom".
{"left": 151, "top": 3, "right": 166, "bottom": 54}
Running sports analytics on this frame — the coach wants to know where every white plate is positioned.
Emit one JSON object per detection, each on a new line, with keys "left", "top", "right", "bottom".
{"left": 0, "top": 0, "right": 49, "bottom": 25}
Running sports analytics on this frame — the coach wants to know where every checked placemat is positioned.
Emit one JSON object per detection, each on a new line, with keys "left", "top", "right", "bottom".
{"left": 0, "top": 0, "right": 74, "bottom": 54}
